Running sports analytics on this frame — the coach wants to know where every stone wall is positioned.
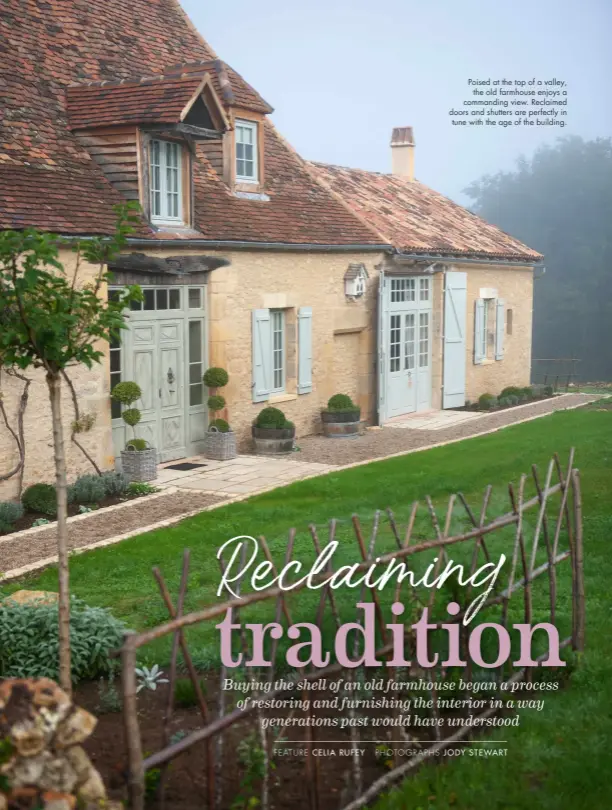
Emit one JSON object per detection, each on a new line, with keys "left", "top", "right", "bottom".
{"left": 461, "top": 264, "right": 534, "bottom": 400}
{"left": 0, "top": 249, "right": 114, "bottom": 502}
{"left": 203, "top": 248, "right": 384, "bottom": 451}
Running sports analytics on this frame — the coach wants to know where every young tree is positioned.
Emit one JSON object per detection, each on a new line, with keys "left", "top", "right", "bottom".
{"left": 0, "top": 203, "right": 142, "bottom": 694}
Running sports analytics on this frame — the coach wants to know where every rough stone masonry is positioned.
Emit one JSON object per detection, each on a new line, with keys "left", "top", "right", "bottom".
{"left": 0, "top": 678, "right": 121, "bottom": 810}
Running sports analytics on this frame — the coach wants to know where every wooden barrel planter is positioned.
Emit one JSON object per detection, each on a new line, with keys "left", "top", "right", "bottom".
{"left": 321, "top": 410, "right": 361, "bottom": 438}
{"left": 252, "top": 425, "right": 295, "bottom": 455}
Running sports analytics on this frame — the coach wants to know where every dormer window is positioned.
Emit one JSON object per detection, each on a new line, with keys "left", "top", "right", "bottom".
{"left": 150, "top": 139, "right": 183, "bottom": 224}
{"left": 235, "top": 119, "right": 258, "bottom": 183}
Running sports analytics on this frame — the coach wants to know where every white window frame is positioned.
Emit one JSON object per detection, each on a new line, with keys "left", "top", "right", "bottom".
{"left": 235, "top": 119, "right": 259, "bottom": 183}
{"left": 150, "top": 139, "right": 183, "bottom": 225}
{"left": 270, "top": 309, "right": 285, "bottom": 393}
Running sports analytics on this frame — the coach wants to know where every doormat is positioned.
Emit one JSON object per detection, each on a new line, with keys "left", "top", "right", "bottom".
{"left": 163, "top": 462, "right": 207, "bottom": 471}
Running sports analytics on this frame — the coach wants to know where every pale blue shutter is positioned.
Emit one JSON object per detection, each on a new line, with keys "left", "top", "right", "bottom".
{"left": 297, "top": 307, "right": 313, "bottom": 394}
{"left": 252, "top": 309, "right": 271, "bottom": 402}
{"left": 495, "top": 299, "right": 505, "bottom": 360}
{"left": 474, "top": 299, "right": 485, "bottom": 364}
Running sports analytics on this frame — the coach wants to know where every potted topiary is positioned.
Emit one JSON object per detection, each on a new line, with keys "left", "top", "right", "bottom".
{"left": 203, "top": 366, "right": 237, "bottom": 460}
{"left": 111, "top": 381, "right": 158, "bottom": 482}
{"left": 252, "top": 407, "right": 295, "bottom": 455}
{"left": 321, "top": 394, "right": 361, "bottom": 438}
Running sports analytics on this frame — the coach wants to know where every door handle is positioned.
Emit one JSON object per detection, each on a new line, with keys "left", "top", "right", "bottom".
{"left": 167, "top": 367, "right": 175, "bottom": 385}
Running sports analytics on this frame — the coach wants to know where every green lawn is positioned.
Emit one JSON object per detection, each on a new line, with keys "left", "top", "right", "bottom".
{"left": 5, "top": 406, "right": 612, "bottom": 808}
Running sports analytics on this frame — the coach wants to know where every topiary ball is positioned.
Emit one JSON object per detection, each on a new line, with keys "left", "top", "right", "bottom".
{"left": 207, "top": 395, "right": 226, "bottom": 412}
{"left": 209, "top": 418, "right": 230, "bottom": 433}
{"left": 122, "top": 408, "right": 141, "bottom": 427}
{"left": 125, "top": 438, "right": 148, "bottom": 451}
{"left": 111, "top": 381, "right": 142, "bottom": 406}
{"left": 327, "top": 393, "right": 357, "bottom": 412}
{"left": 0, "top": 501, "right": 24, "bottom": 532}
{"left": 203, "top": 367, "right": 229, "bottom": 388}
{"left": 255, "top": 406, "right": 287, "bottom": 429}
{"left": 22, "top": 483, "right": 57, "bottom": 517}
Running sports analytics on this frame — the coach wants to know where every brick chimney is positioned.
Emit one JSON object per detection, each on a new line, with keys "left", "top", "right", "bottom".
{"left": 391, "top": 126, "right": 415, "bottom": 180}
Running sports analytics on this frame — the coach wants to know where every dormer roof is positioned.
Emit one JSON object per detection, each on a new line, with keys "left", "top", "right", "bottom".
{"left": 66, "top": 74, "right": 216, "bottom": 131}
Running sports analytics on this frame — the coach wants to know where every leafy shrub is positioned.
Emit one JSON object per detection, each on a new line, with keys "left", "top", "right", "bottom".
{"left": 544, "top": 384, "right": 554, "bottom": 397}
{"left": 0, "top": 501, "right": 24, "bottom": 532}
{"left": 126, "top": 438, "right": 148, "bottom": 451}
{"left": 0, "top": 598, "right": 125, "bottom": 682}
{"left": 111, "top": 381, "right": 141, "bottom": 405}
{"left": 100, "top": 471, "right": 129, "bottom": 498}
{"left": 498, "top": 397, "right": 511, "bottom": 408}
{"left": 174, "top": 678, "right": 207, "bottom": 709}
{"left": 326, "top": 394, "right": 359, "bottom": 412}
{"left": 254, "top": 407, "right": 291, "bottom": 429}
{"left": 68, "top": 473, "right": 106, "bottom": 505}
{"left": 97, "top": 676, "right": 122, "bottom": 713}
{"left": 209, "top": 418, "right": 230, "bottom": 433}
{"left": 521, "top": 386, "right": 535, "bottom": 399}
{"left": 207, "top": 395, "right": 226, "bottom": 412}
{"left": 499, "top": 386, "right": 523, "bottom": 399}
{"left": 478, "top": 393, "right": 497, "bottom": 410}
{"left": 203, "top": 367, "right": 229, "bottom": 388}
{"left": 22, "top": 483, "right": 57, "bottom": 516}
{"left": 127, "top": 481, "right": 159, "bottom": 497}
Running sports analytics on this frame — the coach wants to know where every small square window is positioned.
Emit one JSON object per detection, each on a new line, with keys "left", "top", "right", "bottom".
{"left": 188, "top": 288, "right": 202, "bottom": 309}
{"left": 143, "top": 289, "right": 155, "bottom": 310}
{"left": 156, "top": 289, "right": 168, "bottom": 310}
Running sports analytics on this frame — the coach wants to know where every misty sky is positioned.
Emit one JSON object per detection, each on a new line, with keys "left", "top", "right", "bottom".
{"left": 180, "top": 0, "right": 611, "bottom": 204}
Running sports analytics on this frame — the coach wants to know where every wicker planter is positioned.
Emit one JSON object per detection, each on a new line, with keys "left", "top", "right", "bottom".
{"left": 120, "top": 443, "right": 158, "bottom": 482}
{"left": 252, "top": 425, "right": 295, "bottom": 455}
{"left": 204, "top": 426, "right": 237, "bottom": 461}
{"left": 321, "top": 409, "right": 361, "bottom": 439}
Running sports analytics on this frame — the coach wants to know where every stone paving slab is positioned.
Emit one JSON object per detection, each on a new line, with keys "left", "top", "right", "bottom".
{"left": 386, "top": 410, "right": 484, "bottom": 430}
{"left": 157, "top": 455, "right": 334, "bottom": 495}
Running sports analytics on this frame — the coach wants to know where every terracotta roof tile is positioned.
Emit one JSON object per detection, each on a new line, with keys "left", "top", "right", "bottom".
{"left": 0, "top": 0, "right": 380, "bottom": 244}
{"left": 310, "top": 163, "right": 542, "bottom": 261}
{"left": 66, "top": 76, "right": 206, "bottom": 130}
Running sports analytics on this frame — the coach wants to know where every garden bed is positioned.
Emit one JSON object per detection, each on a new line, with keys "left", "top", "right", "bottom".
{"left": 1, "top": 490, "right": 155, "bottom": 536}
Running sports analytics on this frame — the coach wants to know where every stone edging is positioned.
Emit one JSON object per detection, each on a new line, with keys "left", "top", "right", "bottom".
{"left": 0, "top": 394, "right": 603, "bottom": 583}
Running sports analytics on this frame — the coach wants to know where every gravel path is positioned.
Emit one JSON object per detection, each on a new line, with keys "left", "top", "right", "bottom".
{"left": 290, "top": 394, "right": 599, "bottom": 466}
{"left": 0, "top": 490, "right": 223, "bottom": 575}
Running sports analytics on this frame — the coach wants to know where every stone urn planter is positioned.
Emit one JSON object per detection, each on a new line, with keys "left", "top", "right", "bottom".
{"left": 120, "top": 441, "right": 158, "bottom": 482}
{"left": 321, "top": 394, "right": 361, "bottom": 439}
{"left": 321, "top": 408, "right": 361, "bottom": 438}
{"left": 252, "top": 425, "right": 296, "bottom": 455}
{"left": 204, "top": 425, "right": 237, "bottom": 461}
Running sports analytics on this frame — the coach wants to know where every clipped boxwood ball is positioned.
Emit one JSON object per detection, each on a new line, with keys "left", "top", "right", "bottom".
{"left": 122, "top": 407, "right": 141, "bottom": 427}
{"left": 209, "top": 418, "right": 230, "bottom": 433}
{"left": 207, "top": 395, "right": 226, "bottom": 411}
{"left": 203, "top": 367, "right": 229, "bottom": 388}
{"left": 327, "top": 393, "right": 358, "bottom": 412}
{"left": 255, "top": 407, "right": 288, "bottom": 429}
{"left": 22, "top": 483, "right": 57, "bottom": 517}
{"left": 111, "top": 381, "right": 142, "bottom": 405}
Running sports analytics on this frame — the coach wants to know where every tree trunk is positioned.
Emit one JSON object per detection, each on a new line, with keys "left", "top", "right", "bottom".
{"left": 46, "top": 370, "right": 71, "bottom": 695}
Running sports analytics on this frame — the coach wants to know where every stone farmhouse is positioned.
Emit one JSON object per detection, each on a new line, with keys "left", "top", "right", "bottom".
{"left": 0, "top": 0, "right": 542, "bottom": 498}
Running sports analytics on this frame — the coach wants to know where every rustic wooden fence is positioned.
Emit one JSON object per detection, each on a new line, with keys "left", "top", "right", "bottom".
{"left": 120, "top": 451, "right": 584, "bottom": 810}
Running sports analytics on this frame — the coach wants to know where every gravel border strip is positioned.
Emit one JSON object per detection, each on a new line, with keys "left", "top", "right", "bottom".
{"left": 1, "top": 394, "right": 603, "bottom": 584}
